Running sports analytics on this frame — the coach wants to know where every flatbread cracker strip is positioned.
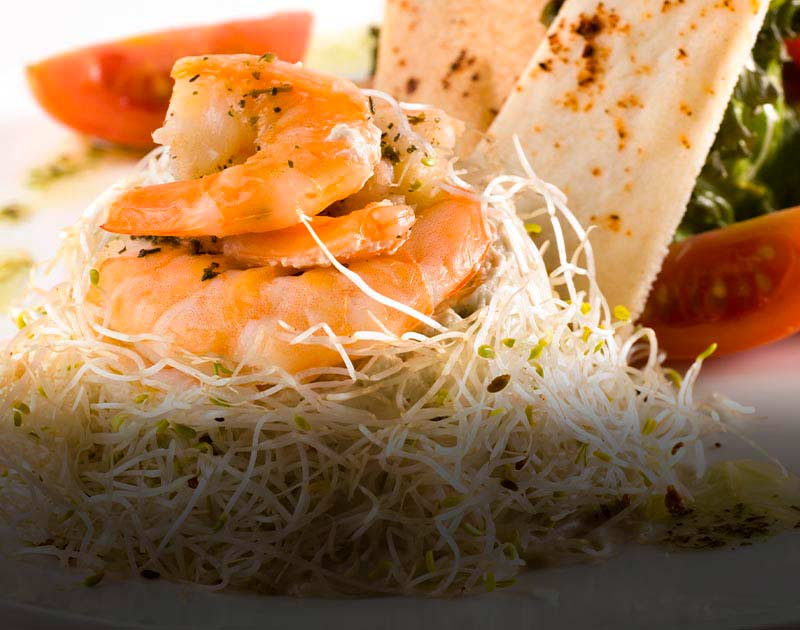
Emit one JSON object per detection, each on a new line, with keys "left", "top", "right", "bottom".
{"left": 472, "top": 0, "right": 769, "bottom": 316}
{"left": 375, "top": 0, "right": 550, "bottom": 155}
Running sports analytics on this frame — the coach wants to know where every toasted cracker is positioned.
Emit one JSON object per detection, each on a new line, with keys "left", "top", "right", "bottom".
{"left": 471, "top": 0, "right": 768, "bottom": 317}
{"left": 374, "top": 0, "right": 550, "bottom": 155}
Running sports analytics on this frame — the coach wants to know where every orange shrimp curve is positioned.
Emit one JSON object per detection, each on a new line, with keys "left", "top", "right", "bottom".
{"left": 221, "top": 201, "right": 415, "bottom": 269}
{"left": 102, "top": 54, "right": 381, "bottom": 237}
{"left": 91, "top": 190, "right": 490, "bottom": 373}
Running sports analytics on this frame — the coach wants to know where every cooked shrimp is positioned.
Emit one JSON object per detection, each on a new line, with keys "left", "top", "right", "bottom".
{"left": 333, "top": 97, "right": 464, "bottom": 214}
{"left": 222, "top": 201, "right": 415, "bottom": 269}
{"left": 94, "top": 246, "right": 246, "bottom": 335}
{"left": 102, "top": 54, "right": 381, "bottom": 237}
{"left": 91, "top": 190, "right": 490, "bottom": 373}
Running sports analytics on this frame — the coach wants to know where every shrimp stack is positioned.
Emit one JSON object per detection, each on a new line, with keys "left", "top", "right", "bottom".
{"left": 93, "top": 54, "right": 491, "bottom": 373}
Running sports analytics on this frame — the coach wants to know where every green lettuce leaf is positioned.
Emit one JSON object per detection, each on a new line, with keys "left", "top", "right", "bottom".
{"left": 541, "top": 0, "right": 565, "bottom": 26}
{"left": 678, "top": 0, "right": 800, "bottom": 239}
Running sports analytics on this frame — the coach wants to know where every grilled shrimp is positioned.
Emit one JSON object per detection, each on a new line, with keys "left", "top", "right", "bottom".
{"left": 92, "top": 54, "right": 492, "bottom": 373}
{"left": 92, "top": 191, "right": 489, "bottom": 373}
{"left": 103, "top": 54, "right": 381, "bottom": 237}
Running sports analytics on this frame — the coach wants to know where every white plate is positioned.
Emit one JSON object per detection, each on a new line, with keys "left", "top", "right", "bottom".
{"left": 1, "top": 1, "right": 799, "bottom": 628}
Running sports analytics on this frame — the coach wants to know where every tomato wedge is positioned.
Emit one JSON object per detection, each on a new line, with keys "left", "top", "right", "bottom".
{"left": 641, "top": 207, "right": 800, "bottom": 360}
{"left": 27, "top": 12, "right": 312, "bottom": 148}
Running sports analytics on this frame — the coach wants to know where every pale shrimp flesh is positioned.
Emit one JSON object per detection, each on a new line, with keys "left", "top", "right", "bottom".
{"left": 333, "top": 97, "right": 464, "bottom": 214}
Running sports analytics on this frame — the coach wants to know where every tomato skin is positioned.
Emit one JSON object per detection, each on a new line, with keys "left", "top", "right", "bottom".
{"left": 642, "top": 207, "right": 800, "bottom": 360}
{"left": 26, "top": 12, "right": 312, "bottom": 147}
{"left": 788, "top": 38, "right": 800, "bottom": 67}
{"left": 787, "top": 38, "right": 800, "bottom": 103}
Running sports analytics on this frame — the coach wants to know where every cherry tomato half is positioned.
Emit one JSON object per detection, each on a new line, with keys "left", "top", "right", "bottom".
{"left": 27, "top": 12, "right": 312, "bottom": 147}
{"left": 641, "top": 206, "right": 800, "bottom": 359}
